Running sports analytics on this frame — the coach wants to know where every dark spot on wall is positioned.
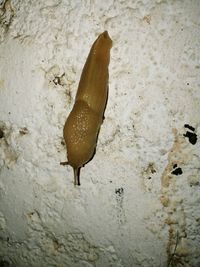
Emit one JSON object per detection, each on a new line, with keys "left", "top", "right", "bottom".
{"left": 0, "top": 129, "right": 4, "bottom": 138}
{"left": 53, "top": 239, "right": 62, "bottom": 251}
{"left": 143, "top": 15, "right": 151, "bottom": 24}
{"left": 19, "top": 127, "right": 29, "bottom": 135}
{"left": 115, "top": 187, "right": 124, "bottom": 196}
{"left": 53, "top": 76, "right": 61, "bottom": 85}
{"left": 0, "top": 260, "right": 10, "bottom": 267}
{"left": 61, "top": 140, "right": 65, "bottom": 146}
{"left": 53, "top": 73, "right": 65, "bottom": 86}
{"left": 183, "top": 131, "right": 197, "bottom": 145}
{"left": 171, "top": 164, "right": 183, "bottom": 176}
{"left": 142, "top": 162, "right": 156, "bottom": 179}
{"left": 115, "top": 187, "right": 126, "bottom": 224}
{"left": 171, "top": 168, "right": 182, "bottom": 175}
{"left": 184, "top": 124, "right": 195, "bottom": 132}
{"left": 147, "top": 163, "right": 156, "bottom": 174}
{"left": 183, "top": 124, "right": 197, "bottom": 145}
{"left": 188, "top": 176, "right": 199, "bottom": 187}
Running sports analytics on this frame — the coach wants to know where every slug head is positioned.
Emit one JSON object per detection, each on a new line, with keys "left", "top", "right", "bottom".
{"left": 91, "top": 31, "right": 112, "bottom": 64}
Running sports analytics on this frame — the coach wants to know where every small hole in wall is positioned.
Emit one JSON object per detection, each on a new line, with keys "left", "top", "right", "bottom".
{"left": 61, "top": 140, "right": 65, "bottom": 146}
{"left": 115, "top": 187, "right": 124, "bottom": 196}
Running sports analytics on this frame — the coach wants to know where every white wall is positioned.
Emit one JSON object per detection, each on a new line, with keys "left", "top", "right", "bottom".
{"left": 0, "top": 0, "right": 200, "bottom": 266}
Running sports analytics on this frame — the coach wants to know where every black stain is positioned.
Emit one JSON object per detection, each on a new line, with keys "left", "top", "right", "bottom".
{"left": 171, "top": 168, "right": 182, "bottom": 175}
{"left": 171, "top": 164, "right": 183, "bottom": 176}
{"left": 183, "top": 124, "right": 197, "bottom": 145}
{"left": 184, "top": 124, "right": 195, "bottom": 132}
{"left": 115, "top": 187, "right": 124, "bottom": 196}
{"left": 183, "top": 131, "right": 197, "bottom": 145}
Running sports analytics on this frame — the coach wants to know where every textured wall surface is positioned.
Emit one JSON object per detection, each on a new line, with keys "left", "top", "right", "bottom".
{"left": 0, "top": 0, "right": 200, "bottom": 266}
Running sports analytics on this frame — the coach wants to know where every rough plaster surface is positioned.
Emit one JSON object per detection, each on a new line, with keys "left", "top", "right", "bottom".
{"left": 0, "top": 0, "right": 200, "bottom": 266}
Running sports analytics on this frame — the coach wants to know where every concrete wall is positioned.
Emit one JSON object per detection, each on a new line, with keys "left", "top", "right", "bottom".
{"left": 0, "top": 0, "right": 200, "bottom": 266}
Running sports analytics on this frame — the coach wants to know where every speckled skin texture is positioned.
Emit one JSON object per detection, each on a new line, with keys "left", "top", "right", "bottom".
{"left": 64, "top": 100, "right": 101, "bottom": 167}
{"left": 0, "top": 0, "right": 200, "bottom": 266}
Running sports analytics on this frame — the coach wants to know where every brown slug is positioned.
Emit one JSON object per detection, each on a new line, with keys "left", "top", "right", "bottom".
{"left": 61, "top": 31, "right": 112, "bottom": 186}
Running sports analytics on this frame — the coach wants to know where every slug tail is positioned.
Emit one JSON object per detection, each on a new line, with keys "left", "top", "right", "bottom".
{"left": 73, "top": 167, "right": 81, "bottom": 186}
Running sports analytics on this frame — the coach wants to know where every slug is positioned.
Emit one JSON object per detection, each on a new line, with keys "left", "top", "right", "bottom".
{"left": 61, "top": 31, "right": 112, "bottom": 186}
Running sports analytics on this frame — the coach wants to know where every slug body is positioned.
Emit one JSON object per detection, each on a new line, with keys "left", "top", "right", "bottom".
{"left": 63, "top": 31, "right": 112, "bottom": 185}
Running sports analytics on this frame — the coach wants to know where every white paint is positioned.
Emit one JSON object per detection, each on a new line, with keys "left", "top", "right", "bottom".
{"left": 0, "top": 0, "right": 200, "bottom": 266}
